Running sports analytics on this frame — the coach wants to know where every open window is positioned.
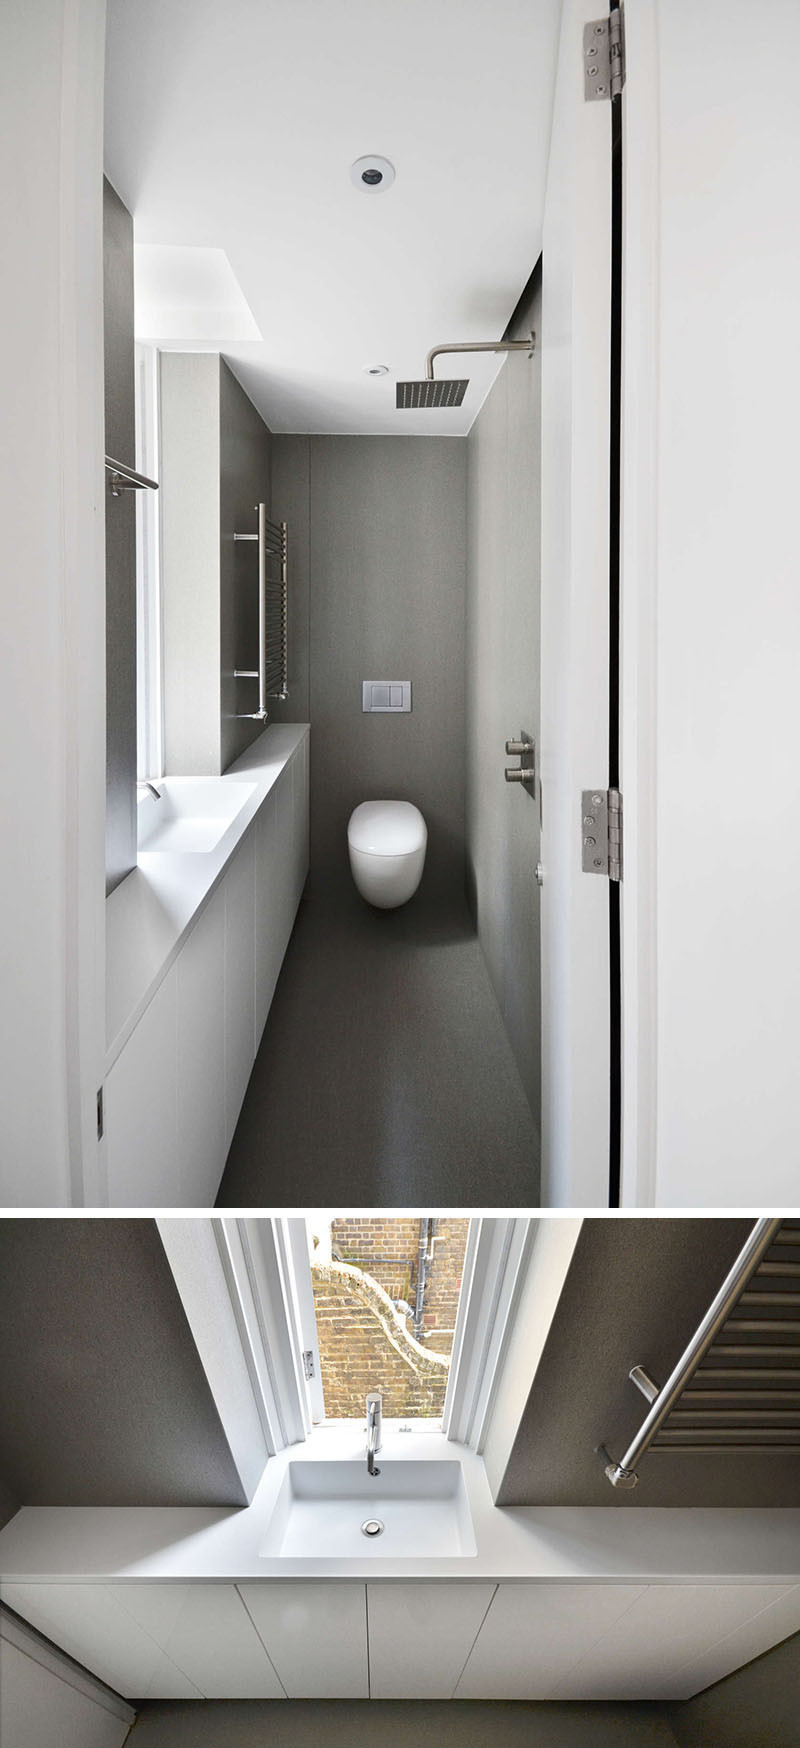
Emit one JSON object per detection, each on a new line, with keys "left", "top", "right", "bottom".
{"left": 158, "top": 1214, "right": 537, "bottom": 1488}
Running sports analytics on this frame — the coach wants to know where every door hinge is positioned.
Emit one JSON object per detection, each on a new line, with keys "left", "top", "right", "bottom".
{"left": 302, "top": 1349, "right": 315, "bottom": 1381}
{"left": 584, "top": 10, "right": 626, "bottom": 101}
{"left": 581, "top": 788, "right": 623, "bottom": 881}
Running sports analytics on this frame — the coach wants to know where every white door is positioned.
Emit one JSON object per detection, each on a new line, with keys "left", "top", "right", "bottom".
{"left": 540, "top": 0, "right": 615, "bottom": 1205}
{"left": 619, "top": 0, "right": 800, "bottom": 1202}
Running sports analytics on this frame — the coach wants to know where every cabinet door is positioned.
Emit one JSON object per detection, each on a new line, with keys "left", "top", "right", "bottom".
{"left": 108, "top": 1584, "right": 284, "bottom": 1699}
{"left": 104, "top": 968, "right": 179, "bottom": 1206}
{"left": 273, "top": 762, "right": 295, "bottom": 956}
{"left": 550, "top": 1582, "right": 800, "bottom": 1701}
{"left": 0, "top": 1584, "right": 199, "bottom": 1699}
{"left": 238, "top": 1581, "right": 368, "bottom": 1698}
{"left": 454, "top": 1582, "right": 646, "bottom": 1699}
{"left": 224, "top": 833, "right": 256, "bottom": 1149}
{"left": 367, "top": 1583, "right": 495, "bottom": 1699}
{"left": 254, "top": 787, "right": 280, "bottom": 1046}
{"left": 175, "top": 884, "right": 225, "bottom": 1205}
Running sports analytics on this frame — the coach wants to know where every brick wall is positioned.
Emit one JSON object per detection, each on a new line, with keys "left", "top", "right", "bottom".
{"left": 312, "top": 1263, "right": 450, "bottom": 1417}
{"left": 313, "top": 1220, "right": 470, "bottom": 1415}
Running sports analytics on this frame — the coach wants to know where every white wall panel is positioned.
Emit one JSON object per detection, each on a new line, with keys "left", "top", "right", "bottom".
{"left": 239, "top": 1581, "right": 368, "bottom": 1698}
{"left": 368, "top": 1583, "right": 495, "bottom": 1699}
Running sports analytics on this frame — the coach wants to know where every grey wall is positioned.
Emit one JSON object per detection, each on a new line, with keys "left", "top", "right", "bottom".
{"left": 220, "top": 357, "right": 273, "bottom": 770}
{"left": 0, "top": 1473, "right": 18, "bottom": 1534}
{"left": 274, "top": 436, "right": 467, "bottom": 895}
{"left": 103, "top": 176, "right": 137, "bottom": 893}
{"left": 466, "top": 269, "right": 542, "bottom": 1118}
{"left": 131, "top": 1699, "right": 678, "bottom": 1748}
{"left": 670, "top": 1630, "right": 800, "bottom": 1748}
{"left": 0, "top": 1221, "right": 246, "bottom": 1507}
{"left": 160, "top": 353, "right": 222, "bottom": 774}
{"left": 493, "top": 1218, "right": 797, "bottom": 1507}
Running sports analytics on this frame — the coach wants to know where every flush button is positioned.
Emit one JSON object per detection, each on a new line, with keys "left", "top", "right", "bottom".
{"left": 362, "top": 681, "right": 412, "bottom": 713}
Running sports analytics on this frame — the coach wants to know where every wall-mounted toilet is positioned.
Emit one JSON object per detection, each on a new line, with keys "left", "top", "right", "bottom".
{"left": 347, "top": 801, "right": 427, "bottom": 909}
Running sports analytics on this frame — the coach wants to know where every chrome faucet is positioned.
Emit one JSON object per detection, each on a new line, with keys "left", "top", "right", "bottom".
{"left": 366, "top": 1392, "right": 382, "bottom": 1477}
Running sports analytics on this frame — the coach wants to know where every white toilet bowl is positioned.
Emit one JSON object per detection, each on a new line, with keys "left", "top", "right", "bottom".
{"left": 347, "top": 800, "right": 427, "bottom": 909}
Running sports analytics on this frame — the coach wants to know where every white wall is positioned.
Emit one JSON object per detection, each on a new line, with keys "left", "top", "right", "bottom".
{"left": 621, "top": 0, "right": 800, "bottom": 1202}
{"left": 0, "top": 1611, "right": 133, "bottom": 1748}
{"left": 0, "top": 0, "right": 107, "bottom": 1205}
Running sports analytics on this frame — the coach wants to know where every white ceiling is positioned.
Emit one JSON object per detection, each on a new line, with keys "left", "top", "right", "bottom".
{"left": 104, "top": 0, "right": 561, "bottom": 435}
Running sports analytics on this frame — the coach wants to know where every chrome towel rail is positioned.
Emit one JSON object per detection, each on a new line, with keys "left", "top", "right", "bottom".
{"left": 599, "top": 1217, "right": 790, "bottom": 1487}
{"left": 233, "top": 505, "right": 288, "bottom": 719}
{"left": 105, "top": 455, "right": 159, "bottom": 497}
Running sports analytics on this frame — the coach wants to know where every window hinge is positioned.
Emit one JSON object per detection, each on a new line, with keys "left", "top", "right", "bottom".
{"left": 584, "top": 10, "right": 626, "bottom": 101}
{"left": 581, "top": 788, "right": 623, "bottom": 882}
{"left": 302, "top": 1349, "right": 315, "bottom": 1381}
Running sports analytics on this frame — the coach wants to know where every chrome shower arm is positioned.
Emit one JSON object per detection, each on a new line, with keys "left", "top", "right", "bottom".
{"left": 425, "top": 331, "right": 536, "bottom": 381}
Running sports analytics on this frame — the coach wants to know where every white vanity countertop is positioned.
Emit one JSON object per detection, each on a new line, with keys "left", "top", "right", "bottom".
{"left": 0, "top": 1427, "right": 798, "bottom": 1586}
{"left": 105, "top": 724, "right": 309, "bottom": 1071}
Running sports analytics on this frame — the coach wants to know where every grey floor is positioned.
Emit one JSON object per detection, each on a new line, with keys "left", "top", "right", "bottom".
{"left": 217, "top": 880, "right": 540, "bottom": 1207}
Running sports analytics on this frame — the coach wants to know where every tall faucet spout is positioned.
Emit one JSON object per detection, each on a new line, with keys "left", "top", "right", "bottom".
{"left": 366, "top": 1391, "right": 382, "bottom": 1477}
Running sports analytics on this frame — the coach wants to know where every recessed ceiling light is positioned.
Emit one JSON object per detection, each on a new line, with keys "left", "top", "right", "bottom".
{"left": 350, "top": 155, "right": 395, "bottom": 193}
{"left": 363, "top": 364, "right": 390, "bottom": 377}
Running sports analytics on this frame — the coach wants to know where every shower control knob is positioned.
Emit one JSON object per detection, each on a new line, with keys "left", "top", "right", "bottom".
{"left": 505, "top": 767, "right": 528, "bottom": 783}
{"left": 505, "top": 739, "right": 527, "bottom": 756}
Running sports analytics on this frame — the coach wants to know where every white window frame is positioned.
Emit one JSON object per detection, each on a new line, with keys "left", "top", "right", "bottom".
{"left": 158, "top": 1217, "right": 538, "bottom": 1467}
{"left": 134, "top": 342, "right": 164, "bottom": 781}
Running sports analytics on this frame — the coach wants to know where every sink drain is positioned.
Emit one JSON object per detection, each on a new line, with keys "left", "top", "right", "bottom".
{"left": 361, "top": 1518, "right": 385, "bottom": 1538}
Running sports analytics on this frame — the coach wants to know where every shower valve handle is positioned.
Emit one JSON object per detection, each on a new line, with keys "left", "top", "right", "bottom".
{"left": 505, "top": 739, "right": 527, "bottom": 756}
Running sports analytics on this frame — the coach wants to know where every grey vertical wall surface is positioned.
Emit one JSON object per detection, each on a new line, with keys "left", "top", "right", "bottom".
{"left": 0, "top": 1221, "right": 246, "bottom": 1506}
{"left": 302, "top": 437, "right": 467, "bottom": 894}
{"left": 466, "top": 268, "right": 542, "bottom": 1118}
{"left": 669, "top": 1630, "right": 800, "bottom": 1748}
{"left": 0, "top": 1473, "right": 18, "bottom": 1534}
{"left": 130, "top": 1699, "right": 679, "bottom": 1748}
{"left": 160, "top": 353, "right": 221, "bottom": 774}
{"left": 220, "top": 358, "right": 272, "bottom": 770}
{"left": 269, "top": 436, "right": 310, "bottom": 723}
{"left": 103, "top": 177, "right": 137, "bottom": 893}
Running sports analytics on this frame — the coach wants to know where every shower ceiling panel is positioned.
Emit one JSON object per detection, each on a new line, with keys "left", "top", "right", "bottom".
{"left": 104, "top": 0, "right": 561, "bottom": 434}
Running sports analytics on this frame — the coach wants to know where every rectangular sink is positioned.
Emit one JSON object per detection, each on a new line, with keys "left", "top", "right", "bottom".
{"left": 137, "top": 779, "right": 257, "bottom": 854}
{"left": 261, "top": 1459, "right": 477, "bottom": 1559}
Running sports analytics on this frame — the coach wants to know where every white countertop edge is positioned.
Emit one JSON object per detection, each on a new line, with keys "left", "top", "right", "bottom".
{"left": 1, "top": 1429, "right": 798, "bottom": 1586}
{"left": 105, "top": 724, "right": 309, "bottom": 1073}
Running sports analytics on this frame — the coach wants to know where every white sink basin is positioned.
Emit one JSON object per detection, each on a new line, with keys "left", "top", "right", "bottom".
{"left": 137, "top": 779, "right": 257, "bottom": 854}
{"left": 261, "top": 1459, "right": 477, "bottom": 1559}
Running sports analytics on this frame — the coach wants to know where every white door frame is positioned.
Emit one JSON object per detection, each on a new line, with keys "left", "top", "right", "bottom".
{"left": 0, "top": 0, "right": 108, "bottom": 1206}
{"left": 539, "top": 0, "right": 614, "bottom": 1207}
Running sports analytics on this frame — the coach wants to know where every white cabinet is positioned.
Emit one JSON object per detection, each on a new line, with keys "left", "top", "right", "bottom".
{"left": 550, "top": 1582, "right": 799, "bottom": 1702}
{"left": 103, "top": 969, "right": 179, "bottom": 1206}
{"left": 176, "top": 882, "right": 225, "bottom": 1205}
{"left": 238, "top": 1581, "right": 368, "bottom": 1698}
{"left": 224, "top": 832, "right": 256, "bottom": 1149}
{"left": 104, "top": 731, "right": 309, "bottom": 1206}
{"left": 454, "top": 1583, "right": 645, "bottom": 1699}
{"left": 0, "top": 1584, "right": 199, "bottom": 1700}
{"left": 367, "top": 1583, "right": 496, "bottom": 1699}
{"left": 108, "top": 1584, "right": 284, "bottom": 1699}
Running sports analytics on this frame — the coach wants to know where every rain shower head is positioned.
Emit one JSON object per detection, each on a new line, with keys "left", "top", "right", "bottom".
{"left": 396, "top": 332, "right": 535, "bottom": 411}
{"left": 396, "top": 378, "right": 469, "bottom": 409}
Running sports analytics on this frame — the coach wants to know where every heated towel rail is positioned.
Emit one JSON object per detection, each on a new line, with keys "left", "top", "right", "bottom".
{"left": 233, "top": 504, "right": 289, "bottom": 719}
{"left": 599, "top": 1217, "right": 800, "bottom": 1487}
